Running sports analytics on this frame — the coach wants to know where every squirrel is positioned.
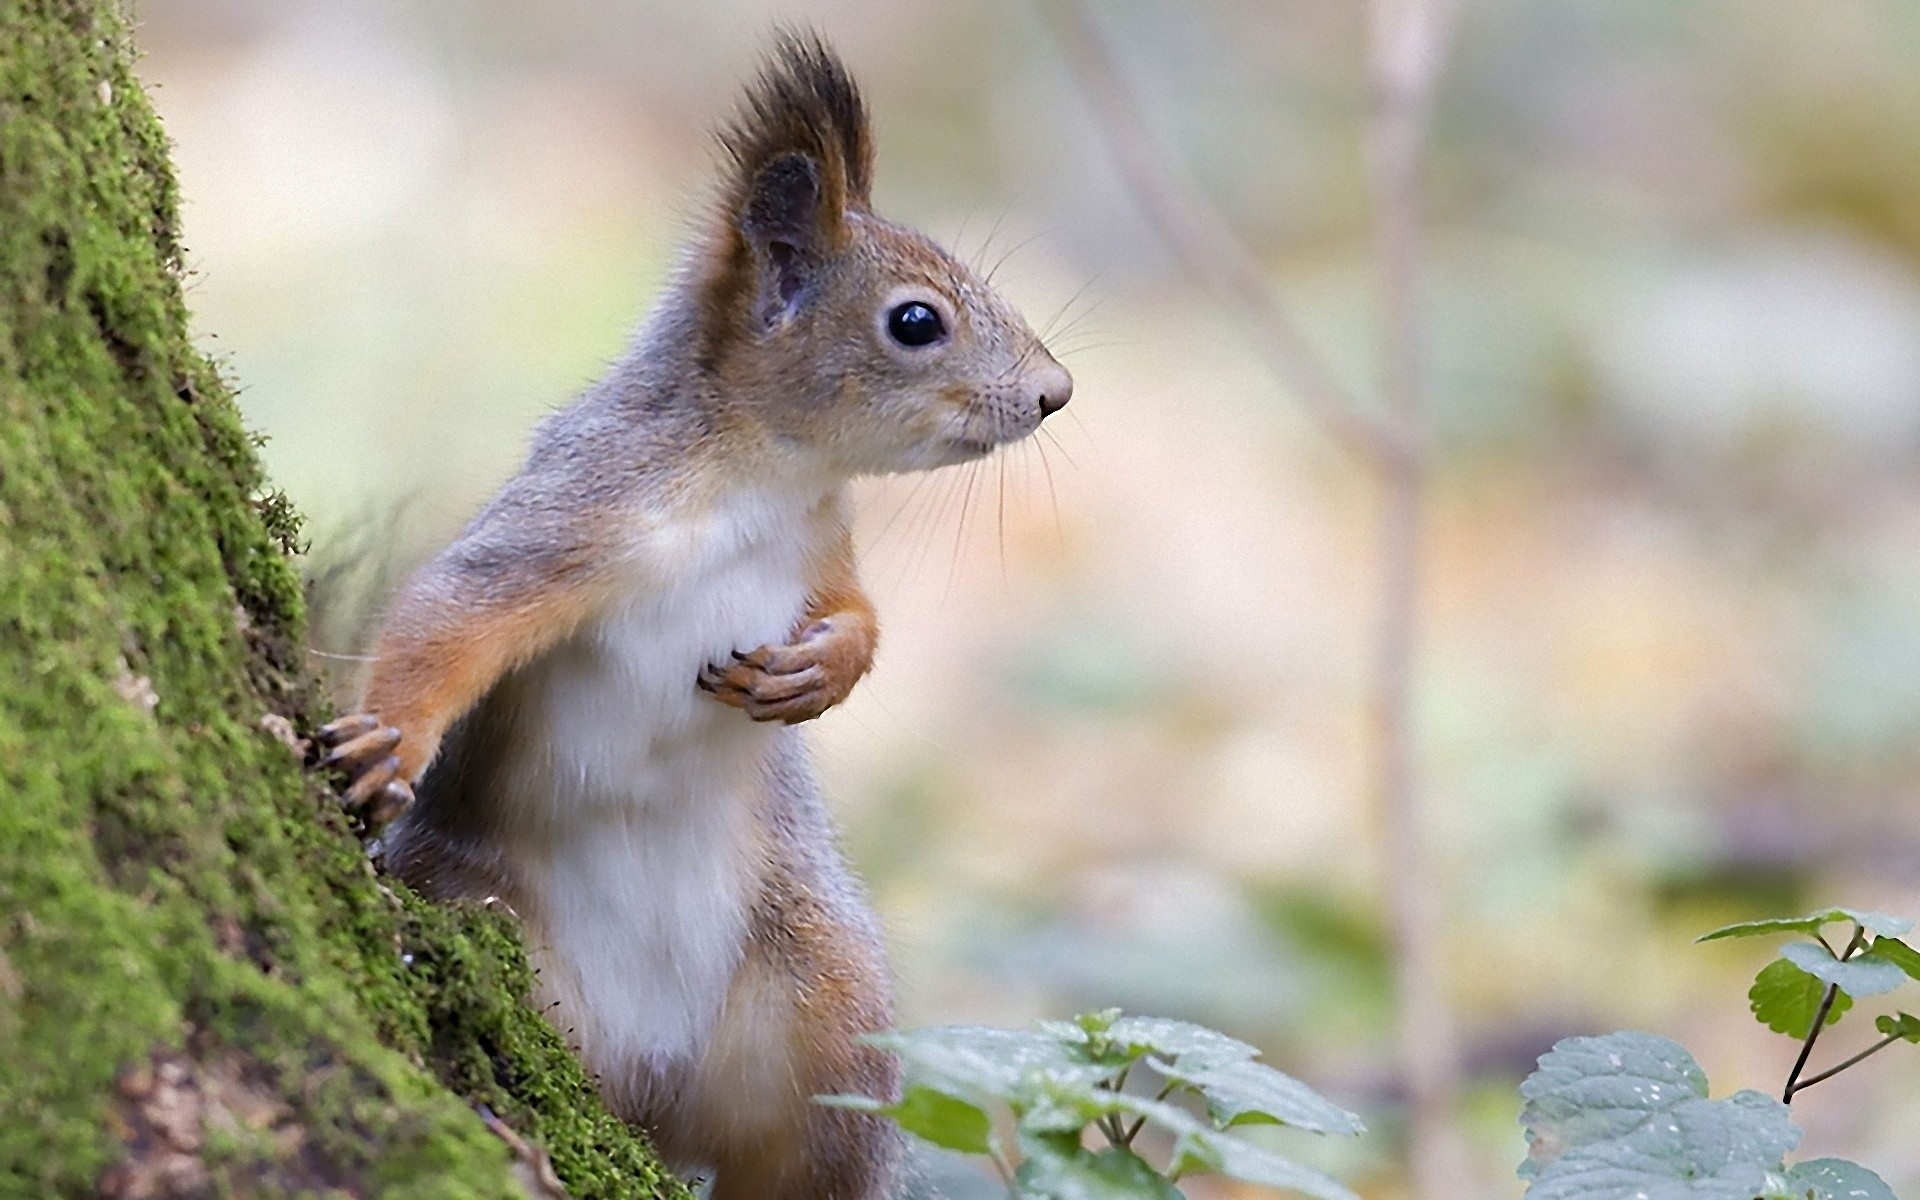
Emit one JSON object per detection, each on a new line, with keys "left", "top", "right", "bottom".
{"left": 312, "top": 31, "right": 1070, "bottom": 1200}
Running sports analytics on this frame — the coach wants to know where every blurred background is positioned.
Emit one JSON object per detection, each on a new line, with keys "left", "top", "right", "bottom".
{"left": 136, "top": 0, "right": 1920, "bottom": 1194}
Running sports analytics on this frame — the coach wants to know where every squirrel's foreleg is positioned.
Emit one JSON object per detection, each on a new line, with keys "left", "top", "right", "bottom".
{"left": 699, "top": 523, "right": 877, "bottom": 725}
{"left": 319, "top": 534, "right": 617, "bottom": 827}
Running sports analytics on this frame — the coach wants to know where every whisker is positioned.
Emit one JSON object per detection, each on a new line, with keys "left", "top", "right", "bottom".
{"left": 862, "top": 469, "right": 938, "bottom": 557}
{"left": 950, "top": 201, "right": 981, "bottom": 261}
{"left": 1039, "top": 269, "right": 1109, "bottom": 343}
{"left": 946, "top": 460, "right": 983, "bottom": 600}
{"left": 1062, "top": 407, "right": 1097, "bottom": 452}
{"left": 997, "top": 450, "right": 1013, "bottom": 588}
{"left": 1046, "top": 301, "right": 1110, "bottom": 350}
{"left": 902, "top": 463, "right": 966, "bottom": 592}
{"left": 1052, "top": 339, "right": 1131, "bottom": 359}
{"left": 1038, "top": 424, "right": 1080, "bottom": 471}
{"left": 984, "top": 228, "right": 1051, "bottom": 286}
{"left": 970, "top": 203, "right": 1013, "bottom": 274}
{"left": 1034, "top": 431, "right": 1065, "bottom": 550}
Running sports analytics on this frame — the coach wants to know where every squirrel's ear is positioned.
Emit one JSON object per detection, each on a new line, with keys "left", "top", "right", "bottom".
{"left": 739, "top": 150, "right": 830, "bottom": 319}
{"left": 716, "top": 31, "right": 872, "bottom": 325}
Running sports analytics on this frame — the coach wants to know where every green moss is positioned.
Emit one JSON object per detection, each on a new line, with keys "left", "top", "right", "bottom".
{"left": 0, "top": 2, "right": 684, "bottom": 1196}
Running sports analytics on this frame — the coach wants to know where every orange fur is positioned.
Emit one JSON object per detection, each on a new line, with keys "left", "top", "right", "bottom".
{"left": 363, "top": 567, "right": 614, "bottom": 780}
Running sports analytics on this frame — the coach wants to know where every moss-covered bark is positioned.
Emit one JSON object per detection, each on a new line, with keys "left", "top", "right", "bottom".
{"left": 0, "top": 3, "right": 686, "bottom": 1196}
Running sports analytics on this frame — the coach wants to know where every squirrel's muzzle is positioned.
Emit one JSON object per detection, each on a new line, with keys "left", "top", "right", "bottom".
{"left": 1034, "top": 360, "right": 1073, "bottom": 419}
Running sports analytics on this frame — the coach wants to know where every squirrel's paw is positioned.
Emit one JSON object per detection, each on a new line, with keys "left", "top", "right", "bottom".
{"left": 314, "top": 713, "right": 416, "bottom": 831}
{"left": 697, "top": 617, "right": 869, "bottom": 725}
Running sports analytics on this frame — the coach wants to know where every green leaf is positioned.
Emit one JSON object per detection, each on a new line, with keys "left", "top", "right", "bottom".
{"left": 1518, "top": 1033, "right": 1801, "bottom": 1199}
{"left": 1149, "top": 1057, "right": 1363, "bottom": 1136}
{"left": 1525, "top": 1092, "right": 1799, "bottom": 1200}
{"left": 1832, "top": 909, "right": 1912, "bottom": 938}
{"left": 1776, "top": 1158, "right": 1898, "bottom": 1200}
{"left": 1169, "top": 1128, "right": 1359, "bottom": 1200}
{"left": 1013, "top": 1072, "right": 1131, "bottom": 1137}
{"left": 865, "top": 1026, "right": 1112, "bottom": 1104}
{"left": 1518, "top": 1031, "right": 1709, "bottom": 1167}
{"left": 1103, "top": 1016, "right": 1258, "bottom": 1068}
{"left": 1873, "top": 1012, "right": 1920, "bottom": 1042}
{"left": 1750, "top": 958, "right": 1853, "bottom": 1038}
{"left": 1779, "top": 942, "right": 1907, "bottom": 998}
{"left": 816, "top": 1085, "right": 994, "bottom": 1155}
{"left": 1007, "top": 1083, "right": 1358, "bottom": 1200}
{"left": 1697, "top": 909, "right": 1913, "bottom": 943}
{"left": 1015, "top": 1144, "right": 1183, "bottom": 1200}
{"left": 1037, "top": 1009, "right": 1127, "bottom": 1049}
{"left": 1868, "top": 936, "right": 1920, "bottom": 982}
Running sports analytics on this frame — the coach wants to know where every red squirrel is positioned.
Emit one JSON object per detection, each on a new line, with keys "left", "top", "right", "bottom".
{"left": 314, "top": 32, "right": 1070, "bottom": 1200}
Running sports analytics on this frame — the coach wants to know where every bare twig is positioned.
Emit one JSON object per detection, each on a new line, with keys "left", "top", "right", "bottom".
{"left": 1040, "top": 0, "right": 1406, "bottom": 469}
{"left": 1046, "top": 1, "right": 1466, "bottom": 1196}
{"left": 1365, "top": 1, "right": 1467, "bottom": 1195}
{"left": 1788, "top": 1031, "right": 1902, "bottom": 1097}
{"left": 1783, "top": 927, "right": 1867, "bottom": 1103}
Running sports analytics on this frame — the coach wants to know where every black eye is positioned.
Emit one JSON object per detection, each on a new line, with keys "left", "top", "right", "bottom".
{"left": 887, "top": 301, "right": 945, "bottom": 348}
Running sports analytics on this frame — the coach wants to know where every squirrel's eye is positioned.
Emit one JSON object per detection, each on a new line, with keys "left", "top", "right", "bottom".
{"left": 886, "top": 301, "right": 945, "bottom": 348}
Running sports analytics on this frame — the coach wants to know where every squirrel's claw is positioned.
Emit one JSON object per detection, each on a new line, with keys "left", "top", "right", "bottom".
{"left": 314, "top": 711, "right": 415, "bottom": 835}
{"left": 702, "top": 652, "right": 845, "bottom": 724}
{"left": 319, "top": 725, "right": 402, "bottom": 771}
{"left": 316, "top": 713, "right": 379, "bottom": 747}
{"left": 364, "top": 779, "right": 415, "bottom": 828}
{"left": 342, "top": 755, "right": 401, "bottom": 809}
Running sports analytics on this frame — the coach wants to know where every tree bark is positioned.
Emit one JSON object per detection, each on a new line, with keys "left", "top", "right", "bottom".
{"left": 0, "top": 3, "right": 682, "bottom": 1196}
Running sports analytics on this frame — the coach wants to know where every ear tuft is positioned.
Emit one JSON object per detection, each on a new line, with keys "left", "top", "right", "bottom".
{"left": 718, "top": 29, "right": 874, "bottom": 233}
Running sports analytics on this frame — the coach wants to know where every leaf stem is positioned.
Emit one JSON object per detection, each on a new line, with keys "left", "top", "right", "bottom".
{"left": 1097, "top": 1063, "right": 1135, "bottom": 1145}
{"left": 1120, "top": 1079, "right": 1180, "bottom": 1147}
{"left": 1789, "top": 1033, "right": 1902, "bottom": 1095}
{"left": 1783, "top": 925, "right": 1866, "bottom": 1103}
{"left": 988, "top": 1137, "right": 1018, "bottom": 1194}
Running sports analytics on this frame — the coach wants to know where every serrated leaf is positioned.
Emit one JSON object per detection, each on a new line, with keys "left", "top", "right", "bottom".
{"left": 1124, "top": 1098, "right": 1357, "bottom": 1200}
{"left": 1011, "top": 1085, "right": 1358, "bottom": 1200}
{"left": 1015, "top": 1144, "right": 1183, "bottom": 1200}
{"left": 1779, "top": 942, "right": 1907, "bottom": 998}
{"left": 1169, "top": 1128, "right": 1358, "bottom": 1200}
{"left": 1873, "top": 1012, "right": 1920, "bottom": 1042}
{"left": 1750, "top": 959, "right": 1852, "bottom": 1038}
{"left": 815, "top": 1085, "right": 993, "bottom": 1155}
{"left": 1697, "top": 909, "right": 1914, "bottom": 943}
{"left": 1149, "top": 1057, "right": 1363, "bottom": 1136}
{"left": 1868, "top": 937, "right": 1920, "bottom": 982}
{"left": 866, "top": 1026, "right": 1112, "bottom": 1105}
{"left": 1013, "top": 1073, "right": 1133, "bottom": 1136}
{"left": 1776, "top": 1158, "right": 1898, "bottom": 1200}
{"left": 1103, "top": 1017, "right": 1257, "bottom": 1068}
{"left": 1525, "top": 1088, "right": 1800, "bottom": 1200}
{"left": 1519, "top": 1032, "right": 1710, "bottom": 1171}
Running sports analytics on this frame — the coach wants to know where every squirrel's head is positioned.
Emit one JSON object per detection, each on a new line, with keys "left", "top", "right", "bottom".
{"left": 696, "top": 31, "right": 1071, "bottom": 477}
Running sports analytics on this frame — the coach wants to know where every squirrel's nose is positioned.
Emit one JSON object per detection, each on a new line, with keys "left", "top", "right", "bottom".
{"left": 1035, "top": 361, "right": 1073, "bottom": 419}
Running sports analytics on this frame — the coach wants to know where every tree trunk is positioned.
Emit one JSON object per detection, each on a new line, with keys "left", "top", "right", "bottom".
{"left": 0, "top": 3, "right": 682, "bottom": 1196}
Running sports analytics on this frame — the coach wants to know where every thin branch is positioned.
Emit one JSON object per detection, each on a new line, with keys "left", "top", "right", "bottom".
{"left": 1783, "top": 985, "right": 1844, "bottom": 1104}
{"left": 1046, "top": 2, "right": 1464, "bottom": 1195}
{"left": 1120, "top": 1078, "right": 1180, "bottom": 1147}
{"left": 1040, "top": 0, "right": 1406, "bottom": 468}
{"left": 988, "top": 1135, "right": 1019, "bottom": 1193}
{"left": 1783, "top": 927, "right": 1868, "bottom": 1103}
{"left": 1788, "top": 1032, "right": 1903, "bottom": 1096}
{"left": 1365, "top": 1, "right": 1466, "bottom": 1197}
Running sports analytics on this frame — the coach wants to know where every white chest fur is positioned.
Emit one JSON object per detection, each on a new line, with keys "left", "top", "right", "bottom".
{"left": 485, "top": 485, "right": 823, "bottom": 1084}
